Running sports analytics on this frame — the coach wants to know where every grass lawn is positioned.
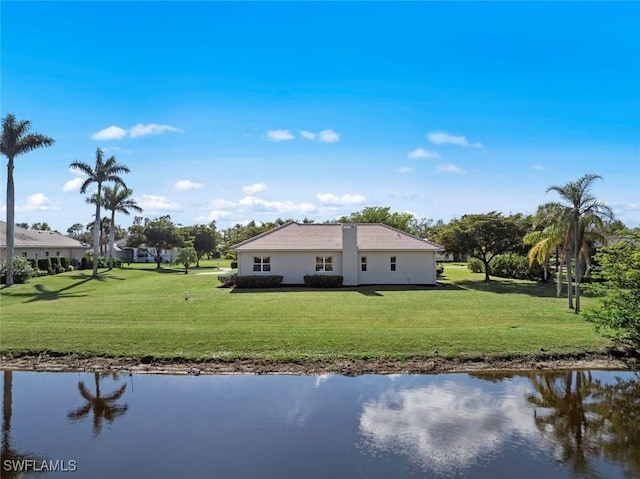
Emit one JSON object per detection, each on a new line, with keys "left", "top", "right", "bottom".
{"left": 0, "top": 262, "right": 611, "bottom": 362}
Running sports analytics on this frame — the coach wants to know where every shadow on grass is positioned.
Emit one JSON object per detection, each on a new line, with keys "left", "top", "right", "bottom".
{"left": 452, "top": 278, "right": 599, "bottom": 299}
{"left": 4, "top": 271, "right": 125, "bottom": 302}
{"left": 229, "top": 283, "right": 463, "bottom": 296}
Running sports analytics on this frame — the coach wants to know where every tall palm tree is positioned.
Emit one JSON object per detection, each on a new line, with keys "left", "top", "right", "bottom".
{"left": 102, "top": 184, "right": 142, "bottom": 269}
{"left": 70, "top": 148, "right": 130, "bottom": 278}
{"left": 546, "top": 174, "right": 614, "bottom": 313}
{"left": 0, "top": 114, "right": 54, "bottom": 286}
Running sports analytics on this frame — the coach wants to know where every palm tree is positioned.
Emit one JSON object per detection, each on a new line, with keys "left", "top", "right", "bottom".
{"left": 70, "top": 148, "right": 130, "bottom": 278}
{"left": 0, "top": 114, "right": 54, "bottom": 286}
{"left": 67, "top": 372, "right": 129, "bottom": 437}
{"left": 102, "top": 185, "right": 142, "bottom": 269}
{"left": 546, "top": 174, "right": 614, "bottom": 313}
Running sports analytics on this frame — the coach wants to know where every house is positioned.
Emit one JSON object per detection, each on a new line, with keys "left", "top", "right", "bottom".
{"left": 232, "top": 222, "right": 444, "bottom": 286}
{"left": 114, "top": 238, "right": 178, "bottom": 263}
{"left": 0, "top": 221, "right": 89, "bottom": 263}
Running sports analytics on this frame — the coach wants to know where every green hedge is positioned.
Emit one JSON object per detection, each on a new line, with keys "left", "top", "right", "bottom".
{"left": 1, "top": 257, "right": 36, "bottom": 284}
{"left": 217, "top": 274, "right": 237, "bottom": 288}
{"left": 303, "top": 275, "right": 344, "bottom": 288}
{"left": 37, "top": 258, "right": 52, "bottom": 274}
{"left": 234, "top": 275, "right": 283, "bottom": 288}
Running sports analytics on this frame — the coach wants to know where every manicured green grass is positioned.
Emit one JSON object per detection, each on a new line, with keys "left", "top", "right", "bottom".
{"left": 0, "top": 263, "right": 610, "bottom": 362}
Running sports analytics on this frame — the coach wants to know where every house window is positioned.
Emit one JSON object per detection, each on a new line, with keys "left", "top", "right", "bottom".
{"left": 56, "top": 251, "right": 60, "bottom": 256}
{"left": 315, "top": 256, "right": 333, "bottom": 272}
{"left": 22, "top": 252, "right": 27, "bottom": 258}
{"left": 253, "top": 256, "right": 271, "bottom": 272}
{"left": 45, "top": 251, "right": 50, "bottom": 257}
{"left": 361, "top": 256, "right": 367, "bottom": 272}
{"left": 390, "top": 256, "right": 397, "bottom": 271}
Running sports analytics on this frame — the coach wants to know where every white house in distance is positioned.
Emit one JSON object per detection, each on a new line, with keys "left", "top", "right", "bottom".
{"left": 232, "top": 222, "right": 444, "bottom": 286}
{"left": 0, "top": 221, "right": 89, "bottom": 262}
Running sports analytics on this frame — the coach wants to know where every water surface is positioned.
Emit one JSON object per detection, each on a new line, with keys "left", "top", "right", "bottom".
{"left": 2, "top": 370, "right": 638, "bottom": 478}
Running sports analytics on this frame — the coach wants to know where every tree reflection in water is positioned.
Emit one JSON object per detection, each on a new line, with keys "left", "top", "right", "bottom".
{"left": 527, "top": 371, "right": 640, "bottom": 478}
{"left": 1, "top": 371, "right": 44, "bottom": 478}
{"left": 67, "top": 372, "right": 129, "bottom": 437}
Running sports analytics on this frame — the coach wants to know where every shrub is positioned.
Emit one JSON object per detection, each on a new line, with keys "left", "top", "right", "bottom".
{"left": 230, "top": 261, "right": 238, "bottom": 269}
{"left": 234, "top": 275, "right": 283, "bottom": 288}
{"left": 37, "top": 258, "right": 52, "bottom": 274}
{"left": 1, "top": 257, "right": 36, "bottom": 284}
{"left": 467, "top": 258, "right": 484, "bottom": 273}
{"left": 27, "top": 258, "right": 37, "bottom": 270}
{"left": 491, "top": 254, "right": 544, "bottom": 281}
{"left": 59, "top": 257, "right": 69, "bottom": 269}
{"left": 303, "top": 275, "right": 344, "bottom": 288}
{"left": 50, "top": 257, "right": 62, "bottom": 274}
{"left": 80, "top": 256, "right": 90, "bottom": 270}
{"left": 67, "top": 265, "right": 75, "bottom": 272}
{"left": 35, "top": 269, "right": 49, "bottom": 277}
{"left": 217, "top": 274, "right": 237, "bottom": 288}
{"left": 436, "top": 263, "right": 444, "bottom": 276}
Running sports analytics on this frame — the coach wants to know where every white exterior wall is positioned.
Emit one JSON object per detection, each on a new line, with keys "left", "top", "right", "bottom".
{"left": 357, "top": 251, "right": 437, "bottom": 285}
{"left": 6, "top": 247, "right": 87, "bottom": 262}
{"left": 238, "top": 251, "right": 343, "bottom": 284}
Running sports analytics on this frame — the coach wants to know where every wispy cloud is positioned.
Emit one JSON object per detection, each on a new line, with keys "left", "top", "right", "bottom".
{"left": 300, "top": 128, "right": 341, "bottom": 143}
{"left": 243, "top": 183, "right": 268, "bottom": 195}
{"left": 532, "top": 165, "right": 546, "bottom": 171}
{"left": 91, "top": 123, "right": 183, "bottom": 140}
{"left": 16, "top": 193, "right": 60, "bottom": 212}
{"left": 174, "top": 180, "right": 204, "bottom": 191}
{"left": 408, "top": 148, "right": 440, "bottom": 159}
{"left": 317, "top": 129, "right": 340, "bottom": 143}
{"left": 63, "top": 177, "right": 84, "bottom": 192}
{"left": 137, "top": 194, "right": 181, "bottom": 212}
{"left": 437, "top": 164, "right": 466, "bottom": 174}
{"left": 299, "top": 130, "right": 317, "bottom": 140}
{"left": 238, "top": 196, "right": 317, "bottom": 214}
{"left": 398, "top": 166, "right": 414, "bottom": 174}
{"left": 427, "top": 131, "right": 483, "bottom": 148}
{"left": 265, "top": 129, "right": 294, "bottom": 142}
{"left": 316, "top": 193, "right": 367, "bottom": 205}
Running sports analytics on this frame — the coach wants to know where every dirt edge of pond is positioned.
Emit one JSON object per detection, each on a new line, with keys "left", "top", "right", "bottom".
{"left": 1, "top": 351, "right": 638, "bottom": 375}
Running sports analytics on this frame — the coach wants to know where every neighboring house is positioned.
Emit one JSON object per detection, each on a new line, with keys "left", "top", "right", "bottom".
{"left": 232, "top": 222, "right": 444, "bottom": 286}
{"left": 114, "top": 238, "right": 177, "bottom": 263}
{"left": 0, "top": 221, "right": 89, "bottom": 262}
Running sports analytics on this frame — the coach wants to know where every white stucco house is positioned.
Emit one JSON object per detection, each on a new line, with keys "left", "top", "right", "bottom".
{"left": 232, "top": 222, "right": 444, "bottom": 286}
{"left": 0, "top": 221, "right": 89, "bottom": 262}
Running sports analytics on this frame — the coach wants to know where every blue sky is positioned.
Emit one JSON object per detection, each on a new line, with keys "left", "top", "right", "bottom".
{"left": 1, "top": 1, "right": 639, "bottom": 233}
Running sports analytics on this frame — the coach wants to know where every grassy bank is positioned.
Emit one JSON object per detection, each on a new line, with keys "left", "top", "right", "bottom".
{"left": 0, "top": 263, "right": 610, "bottom": 362}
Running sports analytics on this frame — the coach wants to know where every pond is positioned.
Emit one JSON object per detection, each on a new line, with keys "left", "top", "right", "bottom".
{"left": 1, "top": 370, "right": 638, "bottom": 478}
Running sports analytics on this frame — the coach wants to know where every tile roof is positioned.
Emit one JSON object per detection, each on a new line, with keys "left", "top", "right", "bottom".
{"left": 232, "top": 222, "right": 444, "bottom": 251}
{"left": 0, "top": 221, "right": 89, "bottom": 249}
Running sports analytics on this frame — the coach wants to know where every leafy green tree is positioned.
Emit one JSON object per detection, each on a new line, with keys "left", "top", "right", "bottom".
{"left": 338, "top": 206, "right": 415, "bottom": 233}
{"left": 30, "top": 222, "right": 51, "bottom": 231}
{"left": 15, "top": 222, "right": 29, "bottom": 229}
{"left": 127, "top": 215, "right": 183, "bottom": 269}
{"left": 70, "top": 148, "right": 130, "bottom": 278}
{"left": 1, "top": 113, "right": 54, "bottom": 286}
{"left": 182, "top": 224, "right": 217, "bottom": 266}
{"left": 438, "top": 212, "right": 524, "bottom": 281}
{"left": 102, "top": 185, "right": 142, "bottom": 269}
{"left": 546, "top": 174, "right": 613, "bottom": 313}
{"left": 583, "top": 232, "right": 640, "bottom": 351}
{"left": 175, "top": 246, "right": 198, "bottom": 274}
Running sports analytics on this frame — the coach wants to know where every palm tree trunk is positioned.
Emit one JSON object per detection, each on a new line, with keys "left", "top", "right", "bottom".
{"left": 574, "top": 218, "right": 581, "bottom": 314}
{"left": 556, "top": 258, "right": 564, "bottom": 297}
{"left": 5, "top": 157, "right": 15, "bottom": 286}
{"left": 108, "top": 211, "right": 115, "bottom": 270}
{"left": 566, "top": 245, "right": 574, "bottom": 310}
{"left": 92, "top": 192, "right": 101, "bottom": 278}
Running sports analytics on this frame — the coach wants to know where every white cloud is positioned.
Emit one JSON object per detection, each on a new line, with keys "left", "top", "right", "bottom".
{"left": 265, "top": 129, "right": 294, "bottom": 142}
{"left": 195, "top": 210, "right": 233, "bottom": 222}
{"left": 398, "top": 166, "right": 414, "bottom": 174}
{"left": 317, "top": 129, "right": 340, "bottom": 143}
{"left": 174, "top": 180, "right": 204, "bottom": 191}
{"left": 17, "top": 193, "right": 60, "bottom": 212}
{"left": 299, "top": 130, "right": 317, "bottom": 140}
{"left": 316, "top": 193, "right": 367, "bottom": 205}
{"left": 63, "top": 177, "right": 84, "bottom": 192}
{"left": 408, "top": 148, "right": 440, "bottom": 159}
{"left": 427, "top": 131, "right": 483, "bottom": 148}
{"left": 532, "top": 165, "right": 546, "bottom": 171}
{"left": 243, "top": 183, "right": 268, "bottom": 194}
{"left": 129, "top": 123, "right": 183, "bottom": 138}
{"left": 239, "top": 196, "right": 316, "bottom": 214}
{"left": 437, "top": 164, "right": 466, "bottom": 174}
{"left": 137, "top": 194, "right": 180, "bottom": 212}
{"left": 91, "top": 126, "right": 128, "bottom": 140}
{"left": 90, "top": 123, "right": 182, "bottom": 140}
